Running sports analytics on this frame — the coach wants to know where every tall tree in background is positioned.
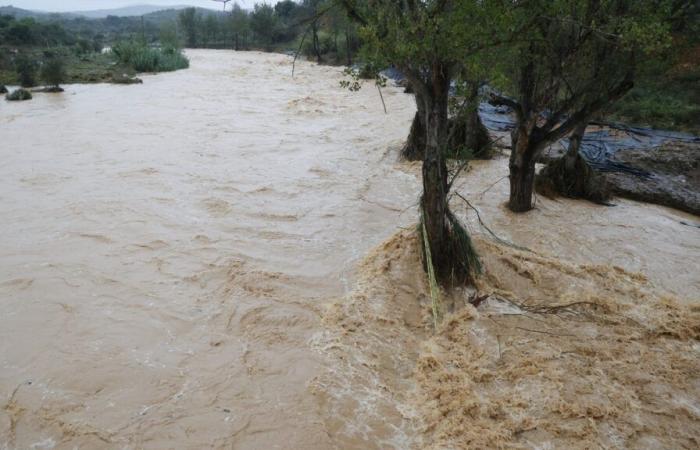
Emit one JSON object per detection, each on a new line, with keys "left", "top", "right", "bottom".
{"left": 230, "top": 3, "right": 250, "bottom": 50}
{"left": 250, "top": 3, "right": 277, "bottom": 49}
{"left": 178, "top": 7, "right": 199, "bottom": 47}
{"left": 301, "top": 0, "right": 326, "bottom": 63}
{"left": 203, "top": 14, "right": 220, "bottom": 47}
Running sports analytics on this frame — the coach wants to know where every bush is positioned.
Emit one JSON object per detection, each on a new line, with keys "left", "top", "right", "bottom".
{"left": 6, "top": 88, "right": 32, "bottom": 101}
{"left": 0, "top": 85, "right": 7, "bottom": 94}
{"left": 15, "top": 55, "right": 38, "bottom": 87}
{"left": 111, "top": 41, "right": 189, "bottom": 73}
{"left": 41, "top": 57, "right": 66, "bottom": 88}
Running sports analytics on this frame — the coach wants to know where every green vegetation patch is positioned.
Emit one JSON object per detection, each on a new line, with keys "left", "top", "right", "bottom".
{"left": 111, "top": 40, "right": 189, "bottom": 73}
{"left": 6, "top": 87, "right": 31, "bottom": 101}
{"left": 608, "top": 66, "right": 700, "bottom": 134}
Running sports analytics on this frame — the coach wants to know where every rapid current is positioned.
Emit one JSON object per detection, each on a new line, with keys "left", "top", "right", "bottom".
{"left": 1, "top": 50, "right": 698, "bottom": 449}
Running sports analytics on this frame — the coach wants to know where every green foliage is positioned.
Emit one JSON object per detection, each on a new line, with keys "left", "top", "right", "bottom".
{"left": 14, "top": 54, "right": 38, "bottom": 87}
{"left": 178, "top": 8, "right": 198, "bottom": 47}
{"left": 111, "top": 40, "right": 189, "bottom": 73}
{"left": 610, "top": 67, "right": 700, "bottom": 133}
{"left": 6, "top": 88, "right": 32, "bottom": 101}
{"left": 159, "top": 22, "right": 180, "bottom": 50}
{"left": 41, "top": 57, "right": 66, "bottom": 87}
{"left": 250, "top": 3, "right": 278, "bottom": 48}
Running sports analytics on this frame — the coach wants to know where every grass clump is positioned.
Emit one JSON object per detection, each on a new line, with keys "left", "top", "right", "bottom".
{"left": 111, "top": 41, "right": 189, "bottom": 73}
{"left": 6, "top": 88, "right": 32, "bottom": 101}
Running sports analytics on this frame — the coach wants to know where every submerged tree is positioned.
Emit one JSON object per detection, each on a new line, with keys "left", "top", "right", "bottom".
{"left": 339, "top": 1, "right": 510, "bottom": 282}
{"left": 493, "top": 0, "right": 672, "bottom": 212}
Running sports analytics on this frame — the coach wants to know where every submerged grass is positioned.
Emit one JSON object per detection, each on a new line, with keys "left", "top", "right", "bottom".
{"left": 421, "top": 219, "right": 443, "bottom": 329}
{"left": 420, "top": 205, "right": 482, "bottom": 329}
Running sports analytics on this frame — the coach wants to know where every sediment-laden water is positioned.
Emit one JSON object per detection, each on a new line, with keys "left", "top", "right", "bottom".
{"left": 1, "top": 50, "right": 698, "bottom": 449}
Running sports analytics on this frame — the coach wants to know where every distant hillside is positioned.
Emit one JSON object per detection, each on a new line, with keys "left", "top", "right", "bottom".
{"left": 0, "top": 5, "right": 52, "bottom": 19}
{"left": 70, "top": 4, "right": 194, "bottom": 19}
{"left": 143, "top": 7, "right": 222, "bottom": 23}
{"left": 0, "top": 4, "right": 216, "bottom": 20}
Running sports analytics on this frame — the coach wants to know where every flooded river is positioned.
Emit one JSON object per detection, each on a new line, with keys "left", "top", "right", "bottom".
{"left": 1, "top": 50, "right": 698, "bottom": 449}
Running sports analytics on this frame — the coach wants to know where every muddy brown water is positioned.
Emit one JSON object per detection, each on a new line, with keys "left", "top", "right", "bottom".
{"left": 1, "top": 50, "right": 698, "bottom": 449}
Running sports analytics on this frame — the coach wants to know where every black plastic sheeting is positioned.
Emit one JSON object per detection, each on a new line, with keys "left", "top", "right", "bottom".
{"left": 381, "top": 67, "right": 699, "bottom": 178}
{"left": 478, "top": 103, "right": 700, "bottom": 178}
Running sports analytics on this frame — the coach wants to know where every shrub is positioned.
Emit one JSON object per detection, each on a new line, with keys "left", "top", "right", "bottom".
{"left": 111, "top": 41, "right": 189, "bottom": 73}
{"left": 41, "top": 57, "right": 66, "bottom": 88}
{"left": 6, "top": 88, "right": 32, "bottom": 101}
{"left": 15, "top": 55, "right": 38, "bottom": 87}
{"left": 0, "top": 85, "right": 7, "bottom": 94}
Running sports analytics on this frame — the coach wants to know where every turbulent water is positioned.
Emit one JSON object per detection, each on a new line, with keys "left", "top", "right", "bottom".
{"left": 1, "top": 50, "right": 698, "bottom": 449}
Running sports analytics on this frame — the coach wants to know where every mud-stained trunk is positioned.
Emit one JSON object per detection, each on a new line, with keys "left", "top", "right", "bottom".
{"left": 508, "top": 126, "right": 538, "bottom": 212}
{"left": 564, "top": 122, "right": 587, "bottom": 172}
{"left": 462, "top": 107, "right": 491, "bottom": 159}
{"left": 448, "top": 108, "right": 491, "bottom": 160}
{"left": 401, "top": 94, "right": 426, "bottom": 161}
{"left": 535, "top": 122, "right": 612, "bottom": 203}
{"left": 461, "top": 82, "right": 491, "bottom": 158}
{"left": 421, "top": 72, "right": 451, "bottom": 277}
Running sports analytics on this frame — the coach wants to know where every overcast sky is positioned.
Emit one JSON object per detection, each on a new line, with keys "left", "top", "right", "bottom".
{"left": 2, "top": 1, "right": 255, "bottom": 12}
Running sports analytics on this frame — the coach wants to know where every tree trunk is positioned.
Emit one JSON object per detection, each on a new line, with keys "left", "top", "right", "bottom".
{"left": 564, "top": 122, "right": 587, "bottom": 171}
{"left": 421, "top": 70, "right": 451, "bottom": 277}
{"left": 534, "top": 121, "right": 611, "bottom": 203}
{"left": 312, "top": 22, "right": 322, "bottom": 64}
{"left": 345, "top": 28, "right": 352, "bottom": 66}
{"left": 508, "top": 125, "right": 537, "bottom": 212}
{"left": 462, "top": 82, "right": 489, "bottom": 157}
{"left": 445, "top": 82, "right": 491, "bottom": 159}
{"left": 401, "top": 94, "right": 426, "bottom": 161}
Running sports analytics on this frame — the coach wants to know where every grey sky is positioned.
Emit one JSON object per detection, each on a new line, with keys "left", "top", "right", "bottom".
{"left": 2, "top": 1, "right": 256, "bottom": 12}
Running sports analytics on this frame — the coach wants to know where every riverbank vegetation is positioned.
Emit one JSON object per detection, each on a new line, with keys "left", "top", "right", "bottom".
{"left": 0, "top": 13, "right": 188, "bottom": 86}
{"left": 111, "top": 40, "right": 189, "bottom": 73}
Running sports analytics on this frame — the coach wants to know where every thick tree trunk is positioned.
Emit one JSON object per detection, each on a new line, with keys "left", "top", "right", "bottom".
{"left": 421, "top": 72, "right": 451, "bottom": 277}
{"left": 508, "top": 126, "right": 537, "bottom": 212}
